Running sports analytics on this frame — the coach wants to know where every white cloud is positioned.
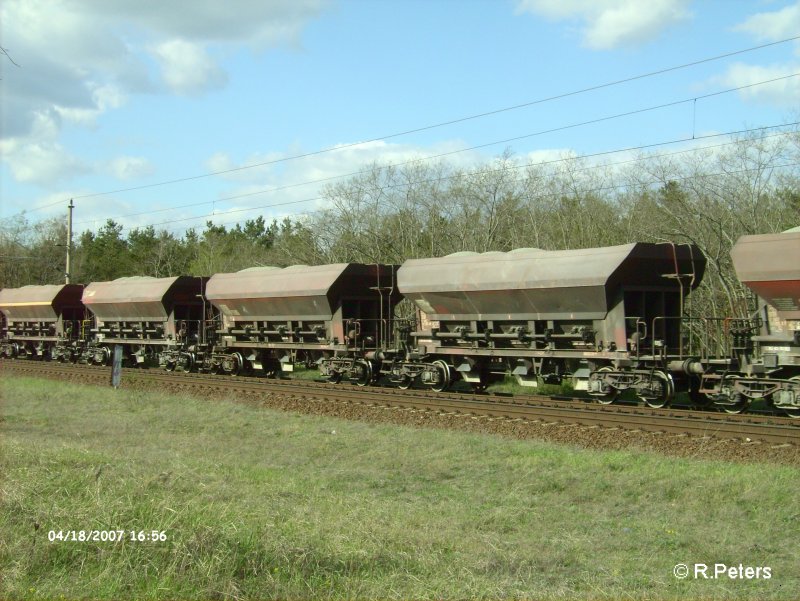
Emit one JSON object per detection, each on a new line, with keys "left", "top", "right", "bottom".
{"left": 108, "top": 157, "right": 156, "bottom": 181}
{"left": 735, "top": 2, "right": 800, "bottom": 42}
{"left": 204, "top": 150, "right": 285, "bottom": 183}
{"left": 0, "top": 190, "right": 116, "bottom": 224}
{"left": 152, "top": 39, "right": 228, "bottom": 95}
{"left": 516, "top": 0, "right": 692, "bottom": 49}
{"left": 0, "top": 111, "right": 91, "bottom": 185}
{"left": 719, "top": 62, "right": 800, "bottom": 108}
{"left": 0, "top": 0, "right": 327, "bottom": 188}
{"left": 2, "top": 138, "right": 483, "bottom": 231}
{"left": 522, "top": 148, "right": 578, "bottom": 164}
{"left": 0, "top": 111, "right": 154, "bottom": 187}
{"left": 91, "top": 0, "right": 328, "bottom": 48}
{"left": 164, "top": 139, "right": 488, "bottom": 230}
{"left": 720, "top": 4, "right": 800, "bottom": 108}
{"left": 208, "top": 139, "right": 483, "bottom": 189}
{"left": 0, "top": 139, "right": 88, "bottom": 184}
{"left": 53, "top": 84, "right": 127, "bottom": 127}
{"left": 205, "top": 152, "right": 235, "bottom": 174}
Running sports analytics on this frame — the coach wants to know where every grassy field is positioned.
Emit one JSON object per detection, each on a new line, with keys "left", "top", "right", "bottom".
{"left": 1, "top": 376, "right": 798, "bottom": 600}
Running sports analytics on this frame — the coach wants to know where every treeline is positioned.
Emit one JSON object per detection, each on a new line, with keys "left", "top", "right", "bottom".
{"left": 2, "top": 128, "right": 798, "bottom": 320}
{"left": 0, "top": 216, "right": 312, "bottom": 287}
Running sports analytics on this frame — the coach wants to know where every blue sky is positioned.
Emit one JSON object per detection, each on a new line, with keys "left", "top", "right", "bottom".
{"left": 1, "top": 0, "right": 799, "bottom": 235}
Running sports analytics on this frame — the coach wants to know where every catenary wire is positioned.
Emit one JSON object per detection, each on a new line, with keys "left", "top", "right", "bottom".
{"left": 15, "top": 35, "right": 800, "bottom": 214}
{"left": 77, "top": 123, "right": 799, "bottom": 228}
{"left": 70, "top": 69, "right": 800, "bottom": 226}
{"left": 79, "top": 123, "right": 800, "bottom": 232}
{"left": 153, "top": 158, "right": 800, "bottom": 238}
{"left": 145, "top": 146, "right": 800, "bottom": 235}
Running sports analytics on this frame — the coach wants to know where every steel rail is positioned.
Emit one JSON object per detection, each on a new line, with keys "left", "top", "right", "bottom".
{"left": 3, "top": 360, "right": 798, "bottom": 445}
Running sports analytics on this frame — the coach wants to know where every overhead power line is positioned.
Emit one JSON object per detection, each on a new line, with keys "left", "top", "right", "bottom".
{"left": 158, "top": 159, "right": 800, "bottom": 238}
{"left": 72, "top": 69, "right": 800, "bottom": 226}
{"left": 112, "top": 122, "right": 799, "bottom": 234}
{"left": 15, "top": 34, "right": 800, "bottom": 215}
{"left": 78, "top": 123, "right": 799, "bottom": 228}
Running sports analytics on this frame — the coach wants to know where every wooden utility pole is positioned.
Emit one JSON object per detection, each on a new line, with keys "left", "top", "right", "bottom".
{"left": 65, "top": 199, "right": 74, "bottom": 284}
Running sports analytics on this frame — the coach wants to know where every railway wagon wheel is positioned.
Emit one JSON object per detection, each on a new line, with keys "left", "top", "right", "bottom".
{"left": 396, "top": 375, "right": 413, "bottom": 390}
{"left": 638, "top": 370, "right": 674, "bottom": 409}
{"left": 430, "top": 360, "right": 452, "bottom": 393}
{"left": 221, "top": 352, "right": 244, "bottom": 376}
{"left": 177, "top": 352, "right": 194, "bottom": 372}
{"left": 592, "top": 366, "right": 619, "bottom": 406}
{"left": 354, "top": 360, "right": 374, "bottom": 387}
{"left": 782, "top": 376, "right": 800, "bottom": 419}
{"left": 93, "top": 345, "right": 111, "bottom": 366}
{"left": 721, "top": 392, "right": 750, "bottom": 415}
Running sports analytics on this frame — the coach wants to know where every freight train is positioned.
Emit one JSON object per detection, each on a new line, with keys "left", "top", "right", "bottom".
{"left": 2, "top": 231, "right": 799, "bottom": 418}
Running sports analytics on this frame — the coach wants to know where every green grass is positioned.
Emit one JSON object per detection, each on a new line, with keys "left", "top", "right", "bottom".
{"left": 482, "top": 374, "right": 571, "bottom": 396}
{"left": 288, "top": 366, "right": 324, "bottom": 381}
{"left": 1, "top": 376, "right": 798, "bottom": 600}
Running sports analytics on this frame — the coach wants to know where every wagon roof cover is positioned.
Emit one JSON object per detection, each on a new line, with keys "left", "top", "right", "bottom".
{"left": 0, "top": 284, "right": 84, "bottom": 321}
{"left": 731, "top": 231, "right": 800, "bottom": 283}
{"left": 0, "top": 284, "right": 75, "bottom": 306}
{"left": 398, "top": 243, "right": 699, "bottom": 293}
{"left": 206, "top": 264, "right": 352, "bottom": 300}
{"left": 82, "top": 276, "right": 185, "bottom": 304}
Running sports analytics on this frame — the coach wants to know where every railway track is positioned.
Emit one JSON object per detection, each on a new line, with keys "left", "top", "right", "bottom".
{"left": 3, "top": 360, "right": 799, "bottom": 446}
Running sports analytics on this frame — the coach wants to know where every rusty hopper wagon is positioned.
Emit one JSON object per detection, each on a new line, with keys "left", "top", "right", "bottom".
{"left": 202, "top": 263, "right": 400, "bottom": 382}
{"left": 81, "top": 275, "right": 205, "bottom": 367}
{"left": 394, "top": 243, "right": 706, "bottom": 406}
{"left": 0, "top": 284, "right": 85, "bottom": 361}
{"left": 4, "top": 233, "right": 800, "bottom": 419}
{"left": 719, "top": 229, "right": 800, "bottom": 416}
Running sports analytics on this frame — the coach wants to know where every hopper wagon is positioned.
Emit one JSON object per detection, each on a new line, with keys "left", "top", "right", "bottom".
{"left": 81, "top": 275, "right": 206, "bottom": 367}
{"left": 392, "top": 242, "right": 706, "bottom": 407}
{"left": 713, "top": 229, "right": 800, "bottom": 416}
{"left": 0, "top": 284, "right": 85, "bottom": 361}
{"left": 201, "top": 263, "right": 400, "bottom": 383}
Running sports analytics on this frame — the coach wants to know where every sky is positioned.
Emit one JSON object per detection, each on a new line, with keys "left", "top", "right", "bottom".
{"left": 1, "top": 0, "right": 799, "bottom": 236}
